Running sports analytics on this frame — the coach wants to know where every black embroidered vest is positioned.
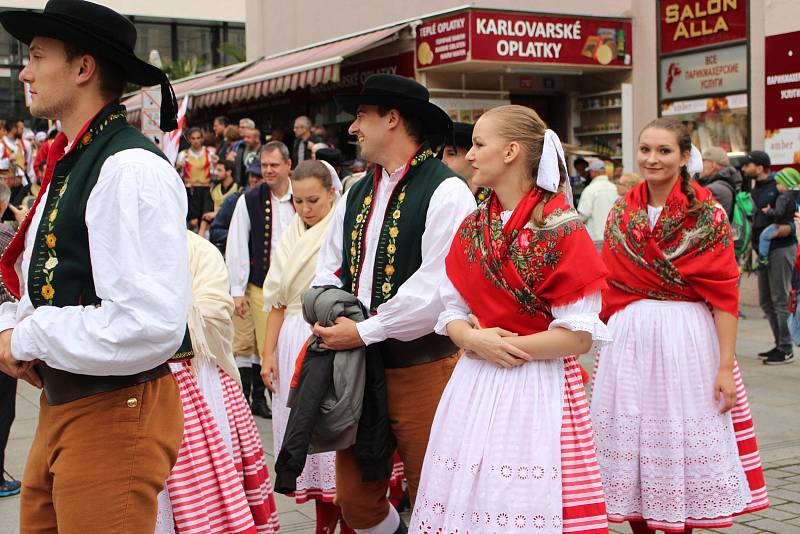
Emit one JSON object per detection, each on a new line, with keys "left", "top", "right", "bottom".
{"left": 244, "top": 182, "right": 274, "bottom": 287}
{"left": 27, "top": 103, "right": 193, "bottom": 361}
{"left": 339, "top": 145, "right": 453, "bottom": 313}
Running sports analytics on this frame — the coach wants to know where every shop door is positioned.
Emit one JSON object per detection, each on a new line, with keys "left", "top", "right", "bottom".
{"left": 509, "top": 94, "right": 569, "bottom": 140}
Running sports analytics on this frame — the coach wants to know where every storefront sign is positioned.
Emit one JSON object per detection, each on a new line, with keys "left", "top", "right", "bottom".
{"left": 661, "top": 93, "right": 747, "bottom": 116}
{"left": 659, "top": 44, "right": 747, "bottom": 100}
{"left": 765, "top": 31, "right": 800, "bottom": 169}
{"left": 416, "top": 9, "right": 632, "bottom": 69}
{"left": 659, "top": 0, "right": 747, "bottom": 54}
{"left": 416, "top": 12, "right": 469, "bottom": 68}
{"left": 311, "top": 52, "right": 414, "bottom": 95}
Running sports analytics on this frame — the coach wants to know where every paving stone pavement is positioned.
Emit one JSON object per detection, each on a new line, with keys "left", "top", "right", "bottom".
{"left": 1, "top": 304, "right": 799, "bottom": 533}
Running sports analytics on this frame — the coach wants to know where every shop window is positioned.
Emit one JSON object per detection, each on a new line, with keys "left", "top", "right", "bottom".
{"left": 222, "top": 27, "right": 246, "bottom": 64}
{"left": 177, "top": 25, "right": 214, "bottom": 73}
{"left": 134, "top": 23, "right": 173, "bottom": 66}
{"left": 661, "top": 94, "right": 749, "bottom": 154}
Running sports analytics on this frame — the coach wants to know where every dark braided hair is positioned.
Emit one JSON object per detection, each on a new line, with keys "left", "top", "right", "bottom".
{"left": 640, "top": 117, "right": 702, "bottom": 214}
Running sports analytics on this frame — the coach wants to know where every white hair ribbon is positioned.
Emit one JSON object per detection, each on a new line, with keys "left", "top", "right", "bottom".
{"left": 319, "top": 160, "right": 343, "bottom": 198}
{"left": 687, "top": 145, "right": 703, "bottom": 176}
{"left": 537, "top": 129, "right": 574, "bottom": 206}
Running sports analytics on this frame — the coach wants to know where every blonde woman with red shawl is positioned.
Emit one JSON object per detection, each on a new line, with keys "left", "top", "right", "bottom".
{"left": 592, "top": 118, "right": 768, "bottom": 533}
{"left": 410, "top": 105, "right": 611, "bottom": 534}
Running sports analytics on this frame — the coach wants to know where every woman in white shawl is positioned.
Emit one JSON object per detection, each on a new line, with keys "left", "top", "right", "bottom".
{"left": 156, "top": 232, "right": 279, "bottom": 534}
{"left": 261, "top": 160, "right": 350, "bottom": 533}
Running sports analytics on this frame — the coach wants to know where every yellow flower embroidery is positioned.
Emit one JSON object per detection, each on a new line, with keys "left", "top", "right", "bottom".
{"left": 45, "top": 233, "right": 56, "bottom": 248}
{"left": 41, "top": 284, "right": 54, "bottom": 300}
{"left": 392, "top": 209, "right": 401, "bottom": 220}
{"left": 350, "top": 247, "right": 356, "bottom": 257}
{"left": 389, "top": 227, "right": 399, "bottom": 238}
{"left": 81, "top": 132, "right": 92, "bottom": 146}
{"left": 48, "top": 209, "right": 58, "bottom": 223}
{"left": 387, "top": 244, "right": 396, "bottom": 254}
{"left": 381, "top": 282, "right": 392, "bottom": 294}
{"left": 44, "top": 257, "right": 58, "bottom": 270}
{"left": 398, "top": 191, "right": 406, "bottom": 202}
{"left": 351, "top": 230, "right": 358, "bottom": 240}
{"left": 384, "top": 264, "right": 395, "bottom": 276}
{"left": 356, "top": 214, "right": 364, "bottom": 223}
{"left": 350, "top": 265, "right": 355, "bottom": 275}
{"left": 364, "top": 196, "right": 372, "bottom": 206}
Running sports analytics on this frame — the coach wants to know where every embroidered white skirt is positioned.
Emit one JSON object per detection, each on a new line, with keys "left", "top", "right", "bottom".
{"left": 591, "top": 300, "right": 754, "bottom": 530}
{"left": 410, "top": 353, "right": 565, "bottom": 533}
{"left": 271, "top": 312, "right": 337, "bottom": 503}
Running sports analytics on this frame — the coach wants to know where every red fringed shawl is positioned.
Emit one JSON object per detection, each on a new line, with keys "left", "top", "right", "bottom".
{"left": 446, "top": 189, "right": 608, "bottom": 333}
{"left": 601, "top": 178, "right": 739, "bottom": 321}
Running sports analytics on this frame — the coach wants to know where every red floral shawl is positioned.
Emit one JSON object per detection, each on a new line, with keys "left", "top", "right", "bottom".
{"left": 601, "top": 178, "right": 739, "bottom": 321}
{"left": 446, "top": 189, "right": 608, "bottom": 335}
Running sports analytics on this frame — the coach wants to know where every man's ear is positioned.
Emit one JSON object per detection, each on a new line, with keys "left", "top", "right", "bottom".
{"left": 75, "top": 54, "right": 98, "bottom": 87}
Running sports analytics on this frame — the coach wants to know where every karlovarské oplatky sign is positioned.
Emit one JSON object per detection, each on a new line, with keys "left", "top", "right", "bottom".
{"left": 416, "top": 9, "right": 632, "bottom": 70}
{"left": 659, "top": 0, "right": 747, "bottom": 55}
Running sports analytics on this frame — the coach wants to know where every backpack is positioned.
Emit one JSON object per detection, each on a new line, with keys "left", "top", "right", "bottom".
{"left": 731, "top": 191, "right": 754, "bottom": 261}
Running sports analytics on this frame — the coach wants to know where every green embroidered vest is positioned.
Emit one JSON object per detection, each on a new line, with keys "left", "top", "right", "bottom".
{"left": 340, "top": 145, "right": 454, "bottom": 313}
{"left": 26, "top": 103, "right": 193, "bottom": 361}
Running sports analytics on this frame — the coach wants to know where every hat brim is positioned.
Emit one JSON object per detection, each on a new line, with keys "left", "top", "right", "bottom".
{"left": 334, "top": 93, "right": 452, "bottom": 136}
{"left": 0, "top": 10, "right": 165, "bottom": 86}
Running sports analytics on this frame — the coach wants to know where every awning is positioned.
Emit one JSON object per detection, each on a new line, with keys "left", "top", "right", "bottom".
{"left": 122, "top": 61, "right": 246, "bottom": 121}
{"left": 192, "top": 23, "right": 407, "bottom": 108}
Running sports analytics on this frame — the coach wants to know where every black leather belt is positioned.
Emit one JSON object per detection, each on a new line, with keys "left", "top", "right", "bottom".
{"left": 379, "top": 332, "right": 458, "bottom": 369}
{"left": 37, "top": 363, "right": 171, "bottom": 405}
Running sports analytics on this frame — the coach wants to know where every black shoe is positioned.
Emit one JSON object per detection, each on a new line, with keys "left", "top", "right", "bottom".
{"left": 758, "top": 347, "right": 780, "bottom": 359}
{"left": 764, "top": 351, "right": 795, "bottom": 365}
{"left": 0, "top": 480, "right": 21, "bottom": 497}
{"left": 251, "top": 398, "right": 272, "bottom": 419}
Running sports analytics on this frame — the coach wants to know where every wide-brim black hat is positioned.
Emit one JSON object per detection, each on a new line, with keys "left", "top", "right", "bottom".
{"left": 0, "top": 0, "right": 177, "bottom": 131}
{"left": 335, "top": 74, "right": 452, "bottom": 136}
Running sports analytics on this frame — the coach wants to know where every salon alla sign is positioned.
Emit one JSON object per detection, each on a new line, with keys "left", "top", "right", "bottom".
{"left": 659, "top": 0, "right": 747, "bottom": 54}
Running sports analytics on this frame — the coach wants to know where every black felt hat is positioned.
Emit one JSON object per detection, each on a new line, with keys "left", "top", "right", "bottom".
{"left": 0, "top": 0, "right": 177, "bottom": 131}
{"left": 315, "top": 147, "right": 344, "bottom": 167}
{"left": 448, "top": 122, "right": 474, "bottom": 150}
{"left": 335, "top": 74, "right": 452, "bottom": 136}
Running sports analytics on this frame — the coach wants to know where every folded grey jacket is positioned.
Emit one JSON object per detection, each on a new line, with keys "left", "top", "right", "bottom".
{"left": 297, "top": 286, "right": 366, "bottom": 452}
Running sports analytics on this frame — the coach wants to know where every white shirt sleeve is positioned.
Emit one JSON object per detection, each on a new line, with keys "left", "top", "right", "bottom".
{"left": 10, "top": 149, "right": 192, "bottom": 375}
{"left": 356, "top": 177, "right": 477, "bottom": 345}
{"left": 312, "top": 189, "right": 348, "bottom": 288}
{"left": 0, "top": 301, "right": 18, "bottom": 332}
{"left": 225, "top": 195, "right": 251, "bottom": 297}
{"left": 577, "top": 182, "right": 594, "bottom": 222}
{"left": 549, "top": 290, "right": 612, "bottom": 346}
{"left": 434, "top": 274, "right": 471, "bottom": 335}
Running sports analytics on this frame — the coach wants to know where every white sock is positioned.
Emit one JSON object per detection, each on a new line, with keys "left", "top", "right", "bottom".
{"left": 355, "top": 506, "right": 400, "bottom": 534}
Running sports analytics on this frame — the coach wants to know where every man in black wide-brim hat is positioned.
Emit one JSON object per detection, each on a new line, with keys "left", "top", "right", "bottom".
{"left": 0, "top": 1, "right": 190, "bottom": 532}
{"left": 304, "top": 74, "right": 476, "bottom": 532}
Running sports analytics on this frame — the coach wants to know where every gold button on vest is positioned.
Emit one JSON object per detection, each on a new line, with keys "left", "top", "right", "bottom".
{"left": 126, "top": 398, "right": 138, "bottom": 408}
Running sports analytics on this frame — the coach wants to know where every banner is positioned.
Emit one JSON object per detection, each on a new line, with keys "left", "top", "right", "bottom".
{"left": 765, "top": 31, "right": 800, "bottom": 170}
{"left": 162, "top": 95, "right": 189, "bottom": 166}
{"left": 416, "top": 9, "right": 632, "bottom": 70}
{"left": 659, "top": 44, "right": 747, "bottom": 100}
{"left": 659, "top": 0, "right": 747, "bottom": 54}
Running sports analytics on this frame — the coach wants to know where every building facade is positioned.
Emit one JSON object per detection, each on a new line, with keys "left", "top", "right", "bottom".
{"left": 0, "top": 0, "right": 245, "bottom": 121}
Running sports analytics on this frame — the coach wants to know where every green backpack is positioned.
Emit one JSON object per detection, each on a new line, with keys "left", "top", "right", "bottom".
{"left": 731, "top": 191, "right": 753, "bottom": 260}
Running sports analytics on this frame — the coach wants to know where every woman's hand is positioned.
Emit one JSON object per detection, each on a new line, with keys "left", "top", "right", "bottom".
{"left": 462, "top": 314, "right": 531, "bottom": 368}
{"left": 261, "top": 352, "right": 278, "bottom": 394}
{"left": 714, "top": 367, "right": 737, "bottom": 413}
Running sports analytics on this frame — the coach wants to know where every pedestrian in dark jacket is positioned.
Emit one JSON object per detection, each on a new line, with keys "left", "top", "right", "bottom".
{"left": 699, "top": 146, "right": 742, "bottom": 219}
{"left": 290, "top": 115, "right": 320, "bottom": 169}
{"left": 757, "top": 168, "right": 800, "bottom": 265}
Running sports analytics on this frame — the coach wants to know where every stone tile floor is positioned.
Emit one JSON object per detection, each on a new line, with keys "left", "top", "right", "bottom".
{"left": 2, "top": 305, "right": 799, "bottom": 533}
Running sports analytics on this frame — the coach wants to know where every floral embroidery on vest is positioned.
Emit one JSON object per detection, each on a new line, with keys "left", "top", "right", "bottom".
{"left": 38, "top": 176, "right": 72, "bottom": 303}
{"left": 380, "top": 185, "right": 407, "bottom": 299}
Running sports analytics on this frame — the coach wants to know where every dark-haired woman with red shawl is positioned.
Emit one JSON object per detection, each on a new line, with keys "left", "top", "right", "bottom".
{"left": 591, "top": 118, "right": 768, "bottom": 534}
{"left": 410, "top": 105, "right": 611, "bottom": 534}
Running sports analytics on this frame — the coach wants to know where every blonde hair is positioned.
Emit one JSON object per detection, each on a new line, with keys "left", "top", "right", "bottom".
{"left": 481, "top": 105, "right": 567, "bottom": 226}
{"left": 617, "top": 172, "right": 644, "bottom": 189}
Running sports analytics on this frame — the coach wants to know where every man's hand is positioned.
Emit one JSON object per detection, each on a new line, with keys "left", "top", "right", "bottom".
{"left": 260, "top": 351, "right": 278, "bottom": 394}
{"left": 0, "top": 329, "right": 42, "bottom": 388}
{"left": 312, "top": 317, "right": 365, "bottom": 351}
{"left": 8, "top": 204, "right": 28, "bottom": 225}
{"left": 233, "top": 296, "right": 249, "bottom": 318}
